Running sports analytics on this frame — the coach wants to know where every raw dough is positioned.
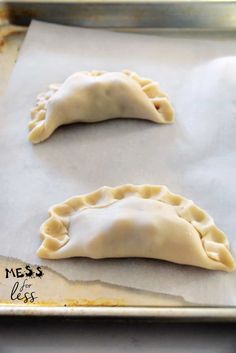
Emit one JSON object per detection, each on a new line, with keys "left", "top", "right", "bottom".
{"left": 37, "top": 184, "right": 235, "bottom": 272}
{"left": 28, "top": 70, "right": 174, "bottom": 143}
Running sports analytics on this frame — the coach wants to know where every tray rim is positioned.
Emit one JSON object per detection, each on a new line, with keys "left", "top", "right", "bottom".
{"left": 3, "top": 0, "right": 236, "bottom": 30}
{"left": 1, "top": 306, "right": 236, "bottom": 321}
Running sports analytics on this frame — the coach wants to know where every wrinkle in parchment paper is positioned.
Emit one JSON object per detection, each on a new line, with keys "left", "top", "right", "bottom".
{"left": 1, "top": 21, "right": 236, "bottom": 305}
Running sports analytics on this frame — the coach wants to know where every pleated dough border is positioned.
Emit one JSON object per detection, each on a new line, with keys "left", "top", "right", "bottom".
{"left": 37, "top": 184, "right": 236, "bottom": 272}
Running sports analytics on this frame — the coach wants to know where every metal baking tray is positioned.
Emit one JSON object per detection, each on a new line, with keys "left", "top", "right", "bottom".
{"left": 1, "top": 0, "right": 236, "bottom": 320}
{"left": 2, "top": 0, "right": 236, "bottom": 29}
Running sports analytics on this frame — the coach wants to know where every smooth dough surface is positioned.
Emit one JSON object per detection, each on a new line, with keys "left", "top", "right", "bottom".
{"left": 37, "top": 184, "right": 236, "bottom": 272}
{"left": 28, "top": 70, "right": 174, "bottom": 143}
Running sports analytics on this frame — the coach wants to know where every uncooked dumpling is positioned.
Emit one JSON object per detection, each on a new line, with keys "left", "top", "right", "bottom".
{"left": 28, "top": 70, "right": 174, "bottom": 143}
{"left": 37, "top": 184, "right": 235, "bottom": 272}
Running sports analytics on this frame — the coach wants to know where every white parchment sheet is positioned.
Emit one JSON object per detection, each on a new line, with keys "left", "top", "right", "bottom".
{"left": 1, "top": 21, "right": 236, "bottom": 305}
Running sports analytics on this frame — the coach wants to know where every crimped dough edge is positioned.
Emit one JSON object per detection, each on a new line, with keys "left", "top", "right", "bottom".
{"left": 28, "top": 70, "right": 175, "bottom": 143}
{"left": 37, "top": 184, "right": 236, "bottom": 272}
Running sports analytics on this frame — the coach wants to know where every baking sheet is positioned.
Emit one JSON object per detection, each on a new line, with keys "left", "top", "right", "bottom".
{"left": 1, "top": 20, "right": 236, "bottom": 305}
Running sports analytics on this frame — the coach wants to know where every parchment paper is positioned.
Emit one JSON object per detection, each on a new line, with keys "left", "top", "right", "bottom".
{"left": 1, "top": 21, "right": 236, "bottom": 305}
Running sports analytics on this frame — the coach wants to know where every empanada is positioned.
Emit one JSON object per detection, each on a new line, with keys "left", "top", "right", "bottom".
{"left": 37, "top": 184, "right": 235, "bottom": 272}
{"left": 28, "top": 70, "right": 174, "bottom": 143}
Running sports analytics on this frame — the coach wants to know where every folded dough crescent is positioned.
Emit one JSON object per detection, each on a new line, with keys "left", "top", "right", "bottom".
{"left": 37, "top": 184, "right": 235, "bottom": 272}
{"left": 28, "top": 70, "right": 174, "bottom": 143}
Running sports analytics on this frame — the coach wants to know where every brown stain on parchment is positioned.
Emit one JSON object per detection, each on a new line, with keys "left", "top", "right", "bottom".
{"left": 1, "top": 298, "right": 127, "bottom": 307}
{"left": 63, "top": 298, "right": 126, "bottom": 307}
{"left": 0, "top": 7, "right": 9, "bottom": 21}
{"left": 0, "top": 25, "right": 26, "bottom": 52}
